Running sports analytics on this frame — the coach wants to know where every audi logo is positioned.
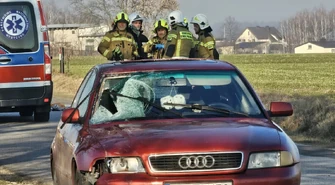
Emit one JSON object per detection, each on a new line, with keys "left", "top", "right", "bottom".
{"left": 178, "top": 155, "right": 215, "bottom": 169}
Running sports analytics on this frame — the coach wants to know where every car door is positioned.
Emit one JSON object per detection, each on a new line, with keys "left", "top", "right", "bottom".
{"left": 56, "top": 69, "right": 97, "bottom": 182}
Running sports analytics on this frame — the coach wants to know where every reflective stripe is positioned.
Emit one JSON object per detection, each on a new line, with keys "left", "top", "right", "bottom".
{"left": 176, "top": 39, "right": 182, "bottom": 57}
{"left": 167, "top": 34, "right": 177, "bottom": 41}
{"left": 199, "top": 41, "right": 215, "bottom": 49}
{"left": 102, "top": 36, "right": 111, "bottom": 42}
{"left": 103, "top": 49, "right": 110, "bottom": 57}
{"left": 179, "top": 31, "right": 193, "bottom": 40}
{"left": 0, "top": 64, "right": 43, "bottom": 68}
{"left": 0, "top": 81, "right": 51, "bottom": 89}
{"left": 204, "top": 41, "right": 215, "bottom": 47}
{"left": 111, "top": 37, "right": 133, "bottom": 42}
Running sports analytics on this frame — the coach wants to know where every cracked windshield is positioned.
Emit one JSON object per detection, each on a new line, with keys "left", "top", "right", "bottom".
{"left": 90, "top": 70, "right": 263, "bottom": 124}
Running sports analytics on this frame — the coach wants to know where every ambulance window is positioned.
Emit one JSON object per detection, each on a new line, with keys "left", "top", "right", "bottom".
{"left": 0, "top": 2, "right": 38, "bottom": 53}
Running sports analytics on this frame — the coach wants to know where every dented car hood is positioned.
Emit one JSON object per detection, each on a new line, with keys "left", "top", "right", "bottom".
{"left": 89, "top": 118, "right": 281, "bottom": 156}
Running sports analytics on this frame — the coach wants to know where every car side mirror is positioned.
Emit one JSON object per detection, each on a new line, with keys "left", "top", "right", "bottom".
{"left": 269, "top": 102, "right": 293, "bottom": 117}
{"left": 61, "top": 108, "right": 80, "bottom": 123}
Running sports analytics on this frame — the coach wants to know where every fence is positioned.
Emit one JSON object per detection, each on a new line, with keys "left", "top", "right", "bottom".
{"left": 50, "top": 47, "right": 100, "bottom": 58}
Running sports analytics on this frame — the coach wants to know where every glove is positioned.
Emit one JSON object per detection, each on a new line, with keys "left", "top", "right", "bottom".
{"left": 112, "top": 46, "right": 123, "bottom": 61}
{"left": 155, "top": 44, "right": 165, "bottom": 50}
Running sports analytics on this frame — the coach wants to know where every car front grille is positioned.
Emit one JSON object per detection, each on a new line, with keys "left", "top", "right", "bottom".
{"left": 149, "top": 152, "right": 243, "bottom": 172}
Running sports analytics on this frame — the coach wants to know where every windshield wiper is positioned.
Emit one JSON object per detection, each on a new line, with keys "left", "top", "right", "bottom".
{"left": 163, "top": 103, "right": 249, "bottom": 117}
{"left": 109, "top": 90, "right": 183, "bottom": 118}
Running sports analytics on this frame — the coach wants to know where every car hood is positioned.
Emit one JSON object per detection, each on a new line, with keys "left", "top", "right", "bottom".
{"left": 89, "top": 118, "right": 281, "bottom": 156}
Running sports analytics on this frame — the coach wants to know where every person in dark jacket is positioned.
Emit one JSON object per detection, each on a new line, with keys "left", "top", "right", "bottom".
{"left": 128, "top": 12, "right": 149, "bottom": 59}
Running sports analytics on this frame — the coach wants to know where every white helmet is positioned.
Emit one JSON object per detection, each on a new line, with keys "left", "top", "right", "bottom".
{"left": 129, "top": 12, "right": 144, "bottom": 24}
{"left": 190, "top": 14, "right": 210, "bottom": 30}
{"left": 168, "top": 10, "right": 184, "bottom": 26}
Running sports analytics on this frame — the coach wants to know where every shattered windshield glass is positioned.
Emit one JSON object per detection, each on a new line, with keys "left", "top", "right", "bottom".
{"left": 89, "top": 71, "right": 264, "bottom": 124}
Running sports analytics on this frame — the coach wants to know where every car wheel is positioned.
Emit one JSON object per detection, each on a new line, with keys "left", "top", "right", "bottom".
{"left": 19, "top": 110, "right": 33, "bottom": 117}
{"left": 73, "top": 166, "right": 92, "bottom": 185}
{"left": 34, "top": 112, "right": 50, "bottom": 122}
{"left": 51, "top": 158, "right": 59, "bottom": 185}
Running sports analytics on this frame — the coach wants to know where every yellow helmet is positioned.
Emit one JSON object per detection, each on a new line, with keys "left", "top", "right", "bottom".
{"left": 114, "top": 12, "right": 130, "bottom": 24}
{"left": 184, "top": 17, "right": 188, "bottom": 24}
{"left": 154, "top": 19, "right": 168, "bottom": 31}
{"left": 183, "top": 17, "right": 189, "bottom": 27}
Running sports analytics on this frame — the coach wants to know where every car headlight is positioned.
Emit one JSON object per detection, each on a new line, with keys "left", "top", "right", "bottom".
{"left": 107, "top": 157, "right": 145, "bottom": 173}
{"left": 248, "top": 151, "right": 294, "bottom": 169}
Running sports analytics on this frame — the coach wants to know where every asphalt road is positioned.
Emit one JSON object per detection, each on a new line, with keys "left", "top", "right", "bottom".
{"left": 0, "top": 111, "right": 334, "bottom": 185}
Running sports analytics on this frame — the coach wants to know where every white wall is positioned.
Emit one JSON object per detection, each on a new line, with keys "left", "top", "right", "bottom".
{"left": 294, "top": 43, "right": 335, "bottom": 54}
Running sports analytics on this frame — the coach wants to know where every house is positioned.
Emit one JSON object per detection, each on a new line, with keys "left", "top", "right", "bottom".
{"left": 234, "top": 26, "right": 286, "bottom": 54}
{"left": 216, "top": 40, "right": 235, "bottom": 54}
{"left": 294, "top": 41, "right": 335, "bottom": 54}
{"left": 235, "top": 42, "right": 268, "bottom": 54}
{"left": 236, "top": 26, "right": 283, "bottom": 44}
{"left": 48, "top": 24, "right": 110, "bottom": 56}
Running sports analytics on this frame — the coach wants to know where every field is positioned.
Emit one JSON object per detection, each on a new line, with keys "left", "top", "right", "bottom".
{"left": 52, "top": 54, "right": 335, "bottom": 141}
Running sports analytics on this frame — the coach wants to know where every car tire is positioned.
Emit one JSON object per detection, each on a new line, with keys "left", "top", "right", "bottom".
{"left": 74, "top": 167, "right": 92, "bottom": 185}
{"left": 34, "top": 112, "right": 50, "bottom": 122}
{"left": 19, "top": 110, "right": 33, "bottom": 117}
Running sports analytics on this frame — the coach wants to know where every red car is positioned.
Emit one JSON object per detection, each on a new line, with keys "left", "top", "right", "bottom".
{"left": 50, "top": 59, "right": 301, "bottom": 185}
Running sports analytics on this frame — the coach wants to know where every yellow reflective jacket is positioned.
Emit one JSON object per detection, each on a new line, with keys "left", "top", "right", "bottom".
{"left": 98, "top": 29, "right": 138, "bottom": 60}
{"left": 143, "top": 36, "right": 167, "bottom": 59}
{"left": 195, "top": 31, "right": 218, "bottom": 59}
{"left": 163, "top": 25, "right": 194, "bottom": 58}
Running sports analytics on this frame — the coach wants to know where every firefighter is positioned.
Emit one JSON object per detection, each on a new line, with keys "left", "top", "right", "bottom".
{"left": 128, "top": 12, "right": 149, "bottom": 59}
{"left": 190, "top": 14, "right": 219, "bottom": 59}
{"left": 98, "top": 12, "right": 139, "bottom": 61}
{"left": 163, "top": 10, "right": 195, "bottom": 59}
{"left": 143, "top": 19, "right": 169, "bottom": 59}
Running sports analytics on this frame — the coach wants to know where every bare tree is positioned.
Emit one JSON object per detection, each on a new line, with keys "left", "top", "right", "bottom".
{"left": 280, "top": 5, "right": 335, "bottom": 53}
{"left": 42, "top": 1, "right": 85, "bottom": 24}
{"left": 222, "top": 16, "right": 239, "bottom": 42}
{"left": 42, "top": 1, "right": 63, "bottom": 24}
{"left": 69, "top": 0, "right": 179, "bottom": 34}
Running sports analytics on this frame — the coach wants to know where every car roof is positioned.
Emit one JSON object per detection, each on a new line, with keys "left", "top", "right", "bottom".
{"left": 95, "top": 59, "right": 237, "bottom": 75}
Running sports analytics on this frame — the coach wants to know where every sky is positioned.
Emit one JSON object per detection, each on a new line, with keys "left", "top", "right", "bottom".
{"left": 178, "top": 0, "right": 335, "bottom": 24}
{"left": 55, "top": 0, "right": 335, "bottom": 24}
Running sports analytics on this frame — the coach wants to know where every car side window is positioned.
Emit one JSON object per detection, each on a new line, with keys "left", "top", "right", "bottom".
{"left": 77, "top": 70, "right": 97, "bottom": 117}
{"left": 71, "top": 70, "right": 94, "bottom": 108}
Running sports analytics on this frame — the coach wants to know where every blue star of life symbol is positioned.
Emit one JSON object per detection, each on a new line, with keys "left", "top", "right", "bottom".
{"left": 0, "top": 10, "right": 29, "bottom": 40}
{"left": 6, "top": 16, "right": 23, "bottom": 34}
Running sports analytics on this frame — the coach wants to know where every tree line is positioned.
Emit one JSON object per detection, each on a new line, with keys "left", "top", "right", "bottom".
{"left": 280, "top": 6, "right": 335, "bottom": 52}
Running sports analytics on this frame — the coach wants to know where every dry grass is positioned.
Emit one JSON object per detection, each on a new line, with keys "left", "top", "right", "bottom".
{"left": 0, "top": 167, "right": 43, "bottom": 185}
{"left": 259, "top": 93, "right": 335, "bottom": 142}
{"left": 52, "top": 73, "right": 83, "bottom": 100}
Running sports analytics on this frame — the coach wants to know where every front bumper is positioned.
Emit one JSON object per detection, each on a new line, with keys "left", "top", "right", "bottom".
{"left": 96, "top": 163, "right": 301, "bottom": 185}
